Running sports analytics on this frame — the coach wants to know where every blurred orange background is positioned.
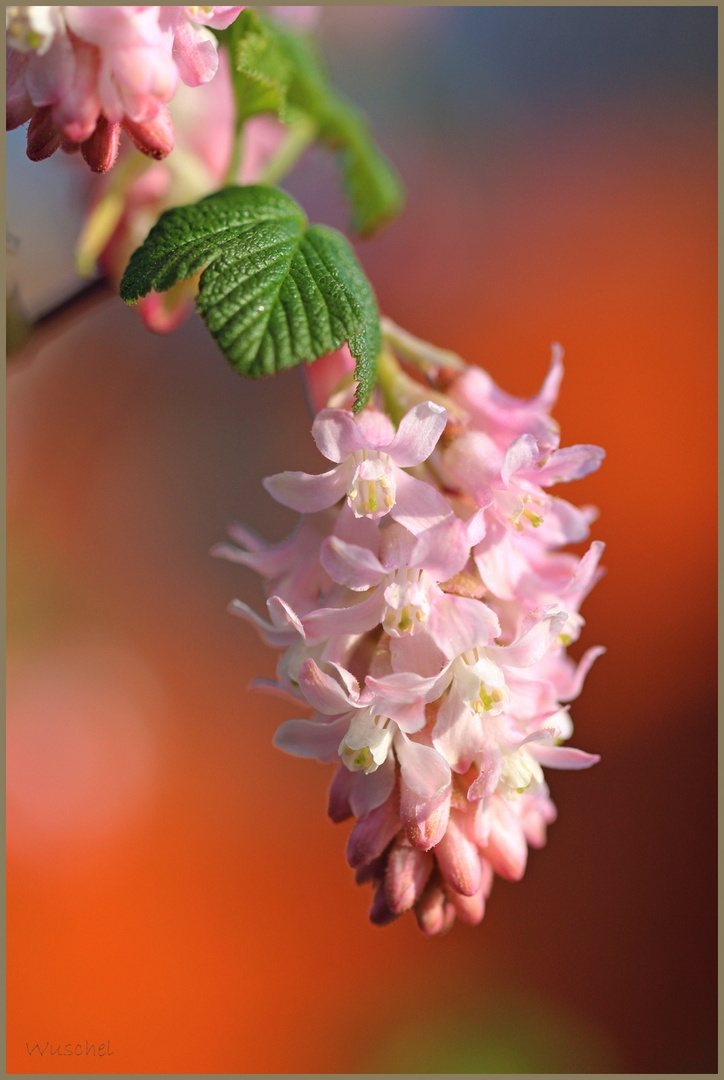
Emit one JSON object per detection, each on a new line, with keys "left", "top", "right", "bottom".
{"left": 6, "top": 7, "right": 717, "bottom": 1073}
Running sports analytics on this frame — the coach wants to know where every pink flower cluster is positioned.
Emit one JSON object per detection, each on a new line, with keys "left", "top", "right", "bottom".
{"left": 215, "top": 335, "right": 604, "bottom": 934}
{"left": 6, "top": 5, "right": 242, "bottom": 172}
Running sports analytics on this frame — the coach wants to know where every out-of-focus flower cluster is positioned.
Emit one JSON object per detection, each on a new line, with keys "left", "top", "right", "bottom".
{"left": 215, "top": 325, "right": 604, "bottom": 934}
{"left": 74, "top": 6, "right": 318, "bottom": 333}
{"left": 6, "top": 5, "right": 243, "bottom": 172}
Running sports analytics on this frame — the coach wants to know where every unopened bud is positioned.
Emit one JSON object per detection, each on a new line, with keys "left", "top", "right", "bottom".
{"left": 346, "top": 795, "right": 399, "bottom": 869}
{"left": 434, "top": 811, "right": 482, "bottom": 896}
{"left": 385, "top": 838, "right": 433, "bottom": 914}
{"left": 26, "top": 106, "right": 61, "bottom": 162}
{"left": 400, "top": 782, "right": 450, "bottom": 851}
{"left": 81, "top": 116, "right": 120, "bottom": 174}
{"left": 122, "top": 105, "right": 174, "bottom": 160}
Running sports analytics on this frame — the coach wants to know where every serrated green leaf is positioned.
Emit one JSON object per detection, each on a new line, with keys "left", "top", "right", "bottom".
{"left": 120, "top": 185, "right": 380, "bottom": 410}
{"left": 231, "top": 12, "right": 404, "bottom": 236}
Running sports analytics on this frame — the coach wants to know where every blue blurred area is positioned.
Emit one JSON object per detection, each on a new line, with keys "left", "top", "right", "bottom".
{"left": 319, "top": 5, "right": 717, "bottom": 140}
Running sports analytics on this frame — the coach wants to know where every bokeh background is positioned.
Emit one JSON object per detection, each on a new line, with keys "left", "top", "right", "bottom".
{"left": 6, "top": 6, "right": 717, "bottom": 1073}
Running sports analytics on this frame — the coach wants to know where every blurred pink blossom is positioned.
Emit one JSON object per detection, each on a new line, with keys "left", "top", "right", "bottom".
{"left": 75, "top": 7, "right": 319, "bottom": 332}
{"left": 6, "top": 6, "right": 243, "bottom": 171}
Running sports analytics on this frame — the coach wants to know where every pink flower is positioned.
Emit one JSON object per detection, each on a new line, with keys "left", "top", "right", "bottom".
{"left": 6, "top": 5, "right": 243, "bottom": 172}
{"left": 217, "top": 327, "right": 604, "bottom": 933}
{"left": 264, "top": 402, "right": 452, "bottom": 531}
{"left": 75, "top": 7, "right": 319, "bottom": 332}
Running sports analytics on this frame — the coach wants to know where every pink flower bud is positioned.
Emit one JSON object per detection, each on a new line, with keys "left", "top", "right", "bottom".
{"left": 481, "top": 795, "right": 528, "bottom": 881}
{"left": 369, "top": 884, "right": 398, "bottom": 926}
{"left": 414, "top": 878, "right": 456, "bottom": 936}
{"left": 80, "top": 116, "right": 120, "bottom": 174}
{"left": 25, "top": 106, "right": 61, "bottom": 161}
{"left": 346, "top": 794, "right": 399, "bottom": 870}
{"left": 399, "top": 781, "right": 450, "bottom": 851}
{"left": 327, "top": 765, "right": 354, "bottom": 824}
{"left": 434, "top": 810, "right": 483, "bottom": 896}
{"left": 122, "top": 105, "right": 174, "bottom": 161}
{"left": 384, "top": 837, "right": 433, "bottom": 913}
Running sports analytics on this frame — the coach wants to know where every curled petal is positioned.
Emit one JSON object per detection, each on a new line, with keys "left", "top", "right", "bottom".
{"left": 228, "top": 599, "right": 298, "bottom": 648}
{"left": 312, "top": 409, "right": 370, "bottom": 462}
{"left": 532, "top": 444, "right": 606, "bottom": 486}
{"left": 491, "top": 611, "right": 567, "bottom": 669}
{"left": 263, "top": 461, "right": 352, "bottom": 513}
{"left": 297, "top": 658, "right": 358, "bottom": 714}
{"left": 529, "top": 745, "right": 600, "bottom": 770}
{"left": 387, "top": 401, "right": 448, "bottom": 467}
{"left": 273, "top": 714, "right": 350, "bottom": 763}
{"left": 558, "top": 645, "right": 606, "bottom": 702}
{"left": 302, "top": 588, "right": 387, "bottom": 645}
{"left": 320, "top": 535, "right": 385, "bottom": 591}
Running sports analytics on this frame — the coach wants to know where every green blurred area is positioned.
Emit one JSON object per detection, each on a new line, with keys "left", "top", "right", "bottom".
{"left": 366, "top": 992, "right": 623, "bottom": 1073}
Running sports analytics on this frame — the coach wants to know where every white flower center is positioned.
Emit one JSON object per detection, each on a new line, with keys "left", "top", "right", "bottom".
{"left": 6, "top": 6, "right": 59, "bottom": 53}
{"left": 498, "top": 747, "right": 544, "bottom": 798}
{"left": 453, "top": 650, "right": 509, "bottom": 715}
{"left": 346, "top": 450, "right": 395, "bottom": 517}
{"left": 338, "top": 708, "right": 394, "bottom": 774}
{"left": 382, "top": 568, "right": 433, "bottom": 635}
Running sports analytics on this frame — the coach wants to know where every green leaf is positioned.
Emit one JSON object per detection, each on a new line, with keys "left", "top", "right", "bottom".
{"left": 120, "top": 185, "right": 380, "bottom": 411}
{"left": 227, "top": 11, "right": 404, "bottom": 236}
{"left": 225, "top": 9, "right": 294, "bottom": 123}
{"left": 268, "top": 19, "right": 404, "bottom": 236}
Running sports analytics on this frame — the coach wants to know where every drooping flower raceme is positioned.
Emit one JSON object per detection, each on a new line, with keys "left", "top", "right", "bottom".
{"left": 6, "top": 6, "right": 243, "bottom": 172}
{"left": 215, "top": 331, "right": 605, "bottom": 934}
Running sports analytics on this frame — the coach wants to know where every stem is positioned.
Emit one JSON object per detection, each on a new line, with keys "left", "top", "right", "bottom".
{"left": 257, "top": 118, "right": 317, "bottom": 186}
{"left": 376, "top": 344, "right": 465, "bottom": 425}
{"left": 381, "top": 316, "right": 466, "bottom": 375}
{"left": 224, "top": 116, "right": 245, "bottom": 186}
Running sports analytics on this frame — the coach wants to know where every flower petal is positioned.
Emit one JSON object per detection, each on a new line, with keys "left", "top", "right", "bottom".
{"left": 532, "top": 444, "right": 605, "bottom": 486}
{"left": 394, "top": 730, "right": 450, "bottom": 799}
{"left": 263, "top": 460, "right": 353, "bottom": 513}
{"left": 390, "top": 470, "right": 454, "bottom": 535}
{"left": 387, "top": 401, "right": 447, "bottom": 467}
{"left": 530, "top": 745, "right": 600, "bottom": 769}
{"left": 311, "top": 408, "right": 368, "bottom": 462}
{"left": 319, "top": 535, "right": 385, "bottom": 591}
{"left": 296, "top": 658, "right": 359, "bottom": 714}
{"left": 501, "top": 434, "right": 539, "bottom": 486}
{"left": 302, "top": 588, "right": 387, "bottom": 645}
{"left": 428, "top": 593, "right": 500, "bottom": 658}
{"left": 273, "top": 714, "right": 350, "bottom": 762}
